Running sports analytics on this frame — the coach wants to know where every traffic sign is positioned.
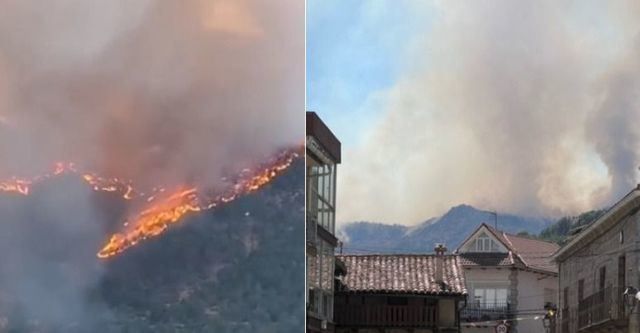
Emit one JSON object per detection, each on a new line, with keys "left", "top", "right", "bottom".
{"left": 495, "top": 323, "right": 508, "bottom": 333}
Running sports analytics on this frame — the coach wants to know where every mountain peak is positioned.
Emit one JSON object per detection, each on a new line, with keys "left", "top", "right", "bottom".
{"left": 447, "top": 203, "right": 477, "bottom": 213}
{"left": 341, "top": 204, "right": 553, "bottom": 254}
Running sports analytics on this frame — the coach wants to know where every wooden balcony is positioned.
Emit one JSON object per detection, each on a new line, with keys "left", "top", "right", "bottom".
{"left": 577, "top": 286, "right": 627, "bottom": 331}
{"left": 334, "top": 305, "right": 436, "bottom": 328}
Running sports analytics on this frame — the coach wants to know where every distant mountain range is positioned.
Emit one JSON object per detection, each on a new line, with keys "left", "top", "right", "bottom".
{"left": 338, "top": 204, "right": 554, "bottom": 254}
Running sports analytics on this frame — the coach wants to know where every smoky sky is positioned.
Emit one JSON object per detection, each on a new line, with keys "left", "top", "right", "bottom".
{"left": 0, "top": 0, "right": 303, "bottom": 190}
{"left": 338, "top": 1, "right": 640, "bottom": 225}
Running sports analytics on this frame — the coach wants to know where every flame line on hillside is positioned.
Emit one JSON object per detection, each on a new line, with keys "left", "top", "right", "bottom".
{"left": 0, "top": 147, "right": 301, "bottom": 259}
{"left": 96, "top": 148, "right": 300, "bottom": 259}
{"left": 0, "top": 162, "right": 144, "bottom": 200}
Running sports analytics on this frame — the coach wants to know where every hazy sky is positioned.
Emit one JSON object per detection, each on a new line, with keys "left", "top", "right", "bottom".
{"left": 308, "top": 0, "right": 640, "bottom": 226}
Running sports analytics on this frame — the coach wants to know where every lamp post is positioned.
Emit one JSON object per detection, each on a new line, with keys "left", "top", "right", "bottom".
{"left": 543, "top": 302, "right": 557, "bottom": 333}
{"left": 626, "top": 286, "right": 640, "bottom": 333}
{"left": 623, "top": 286, "right": 639, "bottom": 307}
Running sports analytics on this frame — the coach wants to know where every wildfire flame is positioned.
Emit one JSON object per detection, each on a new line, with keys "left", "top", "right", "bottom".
{"left": 0, "top": 147, "right": 300, "bottom": 259}
{"left": 97, "top": 148, "right": 300, "bottom": 258}
{"left": 0, "top": 162, "right": 138, "bottom": 201}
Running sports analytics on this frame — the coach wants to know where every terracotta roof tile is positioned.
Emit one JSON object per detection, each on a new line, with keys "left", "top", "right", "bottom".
{"left": 337, "top": 254, "right": 467, "bottom": 296}
{"left": 485, "top": 225, "right": 559, "bottom": 273}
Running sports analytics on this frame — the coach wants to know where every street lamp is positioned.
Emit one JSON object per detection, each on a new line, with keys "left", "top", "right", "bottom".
{"left": 623, "top": 286, "right": 640, "bottom": 307}
{"left": 543, "top": 302, "right": 557, "bottom": 333}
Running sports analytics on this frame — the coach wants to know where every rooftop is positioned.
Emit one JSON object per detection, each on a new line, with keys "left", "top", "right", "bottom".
{"left": 458, "top": 223, "right": 560, "bottom": 273}
{"left": 336, "top": 254, "right": 467, "bottom": 296}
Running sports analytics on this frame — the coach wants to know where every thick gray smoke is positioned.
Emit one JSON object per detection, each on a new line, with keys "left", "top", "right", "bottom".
{"left": 338, "top": 1, "right": 640, "bottom": 225}
{"left": 0, "top": 0, "right": 302, "bottom": 329}
{"left": 0, "top": 0, "right": 303, "bottom": 189}
{"left": 0, "top": 180, "right": 113, "bottom": 331}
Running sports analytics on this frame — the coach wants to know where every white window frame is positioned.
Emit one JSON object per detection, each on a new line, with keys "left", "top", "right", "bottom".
{"left": 476, "top": 234, "right": 493, "bottom": 252}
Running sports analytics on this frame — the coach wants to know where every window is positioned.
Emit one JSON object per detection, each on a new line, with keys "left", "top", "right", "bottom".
{"left": 599, "top": 266, "right": 606, "bottom": 291}
{"left": 618, "top": 256, "right": 626, "bottom": 288}
{"left": 474, "top": 232, "right": 500, "bottom": 252}
{"left": 474, "top": 287, "right": 508, "bottom": 308}
{"left": 308, "top": 289, "right": 318, "bottom": 312}
{"left": 322, "top": 294, "right": 331, "bottom": 319}
{"left": 620, "top": 230, "right": 624, "bottom": 244}
{"left": 578, "top": 280, "right": 584, "bottom": 301}
{"left": 563, "top": 287, "right": 569, "bottom": 308}
{"left": 476, "top": 233, "right": 497, "bottom": 252}
{"left": 306, "top": 161, "right": 337, "bottom": 234}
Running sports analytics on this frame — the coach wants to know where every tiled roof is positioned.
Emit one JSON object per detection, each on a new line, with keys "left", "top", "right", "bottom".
{"left": 337, "top": 254, "right": 467, "bottom": 296}
{"left": 484, "top": 224, "right": 559, "bottom": 273}
{"left": 458, "top": 252, "right": 514, "bottom": 267}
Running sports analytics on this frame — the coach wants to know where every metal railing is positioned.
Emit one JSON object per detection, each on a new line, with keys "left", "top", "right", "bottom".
{"left": 461, "top": 301, "right": 512, "bottom": 322}
{"left": 334, "top": 304, "right": 437, "bottom": 327}
{"left": 577, "top": 286, "right": 626, "bottom": 330}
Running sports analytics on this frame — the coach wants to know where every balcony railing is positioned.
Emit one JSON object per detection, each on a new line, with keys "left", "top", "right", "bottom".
{"left": 334, "top": 305, "right": 436, "bottom": 327}
{"left": 577, "top": 286, "right": 626, "bottom": 330}
{"left": 461, "top": 301, "right": 512, "bottom": 323}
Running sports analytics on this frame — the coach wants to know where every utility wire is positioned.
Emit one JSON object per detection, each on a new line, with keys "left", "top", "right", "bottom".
{"left": 462, "top": 314, "right": 548, "bottom": 326}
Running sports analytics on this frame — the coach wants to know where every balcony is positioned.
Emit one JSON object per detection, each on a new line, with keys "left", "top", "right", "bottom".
{"left": 461, "top": 301, "right": 512, "bottom": 323}
{"left": 577, "top": 286, "right": 627, "bottom": 330}
{"left": 334, "top": 305, "right": 436, "bottom": 328}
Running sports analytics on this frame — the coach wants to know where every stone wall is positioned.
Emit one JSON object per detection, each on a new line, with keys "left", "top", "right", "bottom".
{"left": 557, "top": 209, "right": 639, "bottom": 333}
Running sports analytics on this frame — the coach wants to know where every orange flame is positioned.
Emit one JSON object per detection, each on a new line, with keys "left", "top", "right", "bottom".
{"left": 0, "top": 147, "right": 301, "bottom": 259}
{"left": 0, "top": 162, "right": 76, "bottom": 196}
{"left": 0, "top": 179, "right": 31, "bottom": 195}
{"left": 0, "top": 162, "right": 137, "bottom": 201}
{"left": 97, "top": 148, "right": 300, "bottom": 258}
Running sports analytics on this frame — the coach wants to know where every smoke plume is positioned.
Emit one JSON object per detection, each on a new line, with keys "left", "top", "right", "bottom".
{"left": 0, "top": 0, "right": 303, "bottom": 189}
{"left": 339, "top": 1, "right": 640, "bottom": 225}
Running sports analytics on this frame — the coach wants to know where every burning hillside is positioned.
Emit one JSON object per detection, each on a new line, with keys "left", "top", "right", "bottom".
{"left": 97, "top": 147, "right": 300, "bottom": 258}
{"left": 0, "top": 147, "right": 301, "bottom": 259}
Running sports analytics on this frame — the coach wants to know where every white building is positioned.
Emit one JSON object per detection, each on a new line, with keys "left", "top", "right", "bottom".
{"left": 456, "top": 223, "right": 559, "bottom": 333}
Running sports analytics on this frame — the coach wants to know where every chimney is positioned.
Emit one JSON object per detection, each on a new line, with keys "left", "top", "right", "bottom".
{"left": 434, "top": 243, "right": 447, "bottom": 284}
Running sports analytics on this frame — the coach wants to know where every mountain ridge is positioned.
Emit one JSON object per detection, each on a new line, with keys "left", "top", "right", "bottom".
{"left": 338, "top": 204, "right": 554, "bottom": 254}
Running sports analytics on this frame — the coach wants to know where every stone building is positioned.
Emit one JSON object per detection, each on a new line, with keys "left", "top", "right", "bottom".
{"left": 334, "top": 245, "right": 468, "bottom": 333}
{"left": 307, "top": 111, "right": 342, "bottom": 333}
{"left": 553, "top": 186, "right": 640, "bottom": 333}
{"left": 456, "top": 223, "right": 559, "bottom": 333}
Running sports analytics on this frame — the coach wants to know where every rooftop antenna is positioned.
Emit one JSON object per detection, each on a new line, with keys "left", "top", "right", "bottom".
{"left": 492, "top": 210, "right": 498, "bottom": 230}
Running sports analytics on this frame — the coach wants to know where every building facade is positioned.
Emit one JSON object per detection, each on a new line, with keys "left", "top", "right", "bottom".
{"left": 334, "top": 246, "right": 468, "bottom": 333}
{"left": 456, "top": 224, "right": 559, "bottom": 333}
{"left": 554, "top": 186, "right": 640, "bottom": 333}
{"left": 307, "top": 111, "right": 342, "bottom": 333}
